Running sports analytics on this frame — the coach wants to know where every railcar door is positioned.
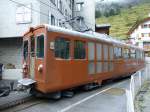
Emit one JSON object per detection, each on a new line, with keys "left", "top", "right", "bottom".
{"left": 30, "top": 36, "right": 35, "bottom": 79}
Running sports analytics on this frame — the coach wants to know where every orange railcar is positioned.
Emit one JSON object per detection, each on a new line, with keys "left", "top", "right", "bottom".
{"left": 20, "top": 25, "right": 145, "bottom": 98}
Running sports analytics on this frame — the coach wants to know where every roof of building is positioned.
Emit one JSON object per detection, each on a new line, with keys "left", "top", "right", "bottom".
{"left": 95, "top": 24, "right": 111, "bottom": 29}
{"left": 128, "top": 17, "right": 150, "bottom": 35}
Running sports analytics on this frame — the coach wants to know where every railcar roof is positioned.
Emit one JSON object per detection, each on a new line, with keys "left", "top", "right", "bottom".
{"left": 44, "top": 24, "right": 142, "bottom": 50}
{"left": 27, "top": 24, "right": 142, "bottom": 50}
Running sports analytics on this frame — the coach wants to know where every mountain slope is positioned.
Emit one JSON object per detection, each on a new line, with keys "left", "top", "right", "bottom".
{"left": 96, "top": 3, "right": 150, "bottom": 40}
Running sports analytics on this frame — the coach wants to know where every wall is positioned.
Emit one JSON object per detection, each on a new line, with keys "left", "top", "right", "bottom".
{"left": 75, "top": 0, "right": 95, "bottom": 31}
{"left": 0, "top": 38, "right": 23, "bottom": 80}
{"left": 0, "top": 0, "right": 40, "bottom": 38}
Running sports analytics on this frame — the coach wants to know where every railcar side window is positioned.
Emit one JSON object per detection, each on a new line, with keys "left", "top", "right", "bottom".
{"left": 114, "top": 47, "right": 122, "bottom": 59}
{"left": 96, "top": 44, "right": 102, "bottom": 73}
{"left": 74, "top": 40, "right": 86, "bottom": 59}
{"left": 123, "top": 48, "right": 129, "bottom": 59}
{"left": 55, "top": 38, "right": 70, "bottom": 59}
{"left": 103, "top": 45, "right": 108, "bottom": 60}
{"left": 103, "top": 44, "right": 109, "bottom": 72}
{"left": 88, "top": 42, "right": 95, "bottom": 60}
{"left": 23, "top": 40, "right": 28, "bottom": 60}
{"left": 36, "top": 35, "right": 44, "bottom": 58}
{"left": 109, "top": 46, "right": 113, "bottom": 60}
{"left": 96, "top": 44, "right": 102, "bottom": 60}
{"left": 136, "top": 50, "right": 140, "bottom": 59}
{"left": 109, "top": 46, "right": 114, "bottom": 71}
{"left": 88, "top": 42, "right": 95, "bottom": 74}
{"left": 130, "top": 49, "right": 136, "bottom": 58}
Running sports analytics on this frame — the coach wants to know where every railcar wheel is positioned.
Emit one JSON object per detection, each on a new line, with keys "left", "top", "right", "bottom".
{"left": 50, "top": 92, "right": 62, "bottom": 100}
{"left": 30, "top": 88, "right": 43, "bottom": 97}
{"left": 62, "top": 91, "right": 74, "bottom": 98}
{"left": 83, "top": 83, "right": 101, "bottom": 91}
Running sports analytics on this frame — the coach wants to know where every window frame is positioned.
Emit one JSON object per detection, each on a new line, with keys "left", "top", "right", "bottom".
{"left": 36, "top": 34, "right": 45, "bottom": 59}
{"left": 23, "top": 40, "right": 29, "bottom": 61}
{"left": 96, "top": 43, "right": 102, "bottom": 73}
{"left": 74, "top": 40, "right": 86, "bottom": 60}
{"left": 123, "top": 48, "right": 130, "bottom": 59}
{"left": 51, "top": 14, "right": 55, "bottom": 26}
{"left": 130, "top": 49, "right": 136, "bottom": 59}
{"left": 54, "top": 37, "right": 71, "bottom": 60}
{"left": 114, "top": 46, "right": 122, "bottom": 59}
{"left": 88, "top": 42, "right": 95, "bottom": 75}
{"left": 16, "top": 4, "right": 32, "bottom": 24}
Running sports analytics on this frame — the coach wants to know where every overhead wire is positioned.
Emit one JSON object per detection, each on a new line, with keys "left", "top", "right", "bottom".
{"left": 9, "top": 0, "right": 95, "bottom": 32}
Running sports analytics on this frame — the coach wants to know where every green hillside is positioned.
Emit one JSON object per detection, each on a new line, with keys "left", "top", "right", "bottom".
{"left": 96, "top": 3, "right": 150, "bottom": 40}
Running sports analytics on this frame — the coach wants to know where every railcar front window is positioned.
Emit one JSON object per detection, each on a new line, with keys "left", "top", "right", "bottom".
{"left": 23, "top": 40, "right": 28, "bottom": 60}
{"left": 74, "top": 40, "right": 85, "bottom": 59}
{"left": 55, "top": 38, "right": 70, "bottom": 59}
{"left": 36, "top": 35, "right": 44, "bottom": 58}
{"left": 31, "top": 36, "right": 35, "bottom": 57}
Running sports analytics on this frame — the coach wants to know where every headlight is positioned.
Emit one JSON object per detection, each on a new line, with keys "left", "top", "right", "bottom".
{"left": 38, "top": 64, "right": 43, "bottom": 72}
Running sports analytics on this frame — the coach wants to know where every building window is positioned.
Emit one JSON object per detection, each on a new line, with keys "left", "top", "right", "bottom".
{"left": 142, "top": 33, "right": 150, "bottom": 37}
{"left": 51, "top": 14, "right": 55, "bottom": 25}
{"left": 69, "top": 0, "right": 72, "bottom": 9}
{"left": 58, "top": 19, "right": 62, "bottom": 27}
{"left": 16, "top": 4, "right": 32, "bottom": 24}
{"left": 55, "top": 38, "right": 70, "bottom": 59}
{"left": 76, "top": 2, "right": 84, "bottom": 11}
{"left": 58, "top": 0, "right": 63, "bottom": 13}
{"left": 65, "top": 9, "right": 67, "bottom": 19}
{"left": 36, "top": 35, "right": 44, "bottom": 58}
{"left": 50, "top": 0, "right": 56, "bottom": 5}
{"left": 77, "top": 17, "right": 84, "bottom": 26}
{"left": 143, "top": 42, "right": 150, "bottom": 53}
{"left": 142, "top": 24, "right": 149, "bottom": 28}
{"left": 74, "top": 40, "right": 86, "bottom": 59}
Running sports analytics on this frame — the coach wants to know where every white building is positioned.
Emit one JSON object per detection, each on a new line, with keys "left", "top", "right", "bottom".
{"left": 128, "top": 17, "right": 150, "bottom": 57}
{"left": 0, "top": 0, "right": 95, "bottom": 80}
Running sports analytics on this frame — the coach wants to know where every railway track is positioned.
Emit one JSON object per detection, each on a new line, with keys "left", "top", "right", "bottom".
{"left": 0, "top": 91, "right": 45, "bottom": 112}
{"left": 0, "top": 95, "right": 34, "bottom": 111}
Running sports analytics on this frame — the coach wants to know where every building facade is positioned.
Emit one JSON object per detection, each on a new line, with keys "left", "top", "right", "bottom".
{"left": 0, "top": 0, "right": 95, "bottom": 80}
{"left": 128, "top": 17, "right": 150, "bottom": 57}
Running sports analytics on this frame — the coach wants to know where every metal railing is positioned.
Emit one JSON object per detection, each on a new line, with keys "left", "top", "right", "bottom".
{"left": 126, "top": 57, "right": 150, "bottom": 112}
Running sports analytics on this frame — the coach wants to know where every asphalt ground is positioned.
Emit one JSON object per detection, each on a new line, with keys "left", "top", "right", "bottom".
{"left": 0, "top": 78, "right": 131, "bottom": 112}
